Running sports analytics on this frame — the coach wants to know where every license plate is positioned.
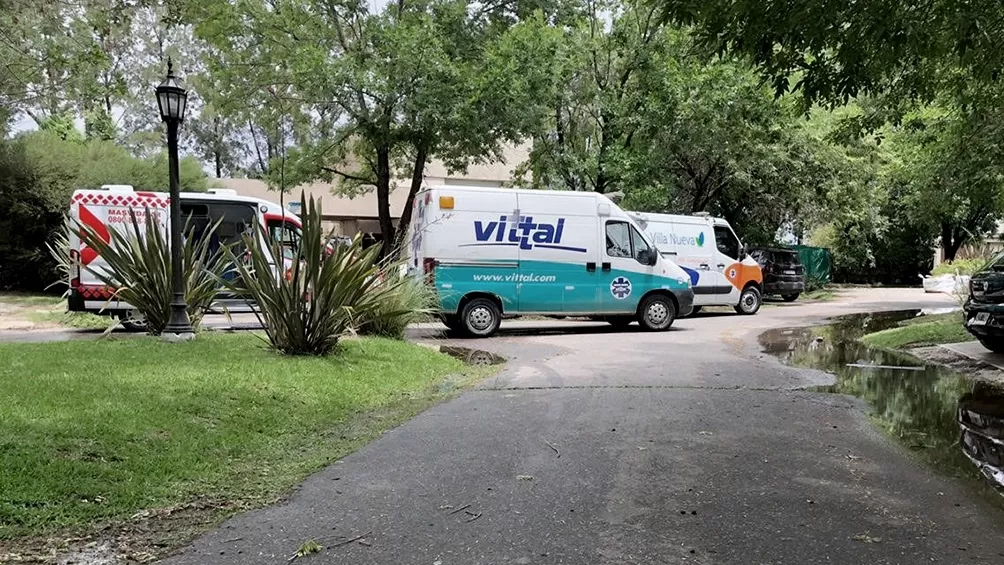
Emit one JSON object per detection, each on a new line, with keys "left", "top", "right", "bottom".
{"left": 970, "top": 312, "right": 991, "bottom": 326}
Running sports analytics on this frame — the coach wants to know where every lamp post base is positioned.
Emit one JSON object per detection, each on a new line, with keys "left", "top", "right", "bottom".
{"left": 161, "top": 330, "right": 196, "bottom": 343}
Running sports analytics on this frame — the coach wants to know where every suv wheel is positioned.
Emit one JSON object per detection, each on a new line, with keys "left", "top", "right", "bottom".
{"left": 978, "top": 337, "right": 1004, "bottom": 354}
{"left": 638, "top": 294, "right": 676, "bottom": 331}
{"left": 461, "top": 298, "right": 501, "bottom": 338}
{"left": 734, "top": 286, "right": 762, "bottom": 315}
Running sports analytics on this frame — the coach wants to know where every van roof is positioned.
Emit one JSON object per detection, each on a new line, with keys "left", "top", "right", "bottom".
{"left": 421, "top": 185, "right": 609, "bottom": 200}
{"left": 71, "top": 187, "right": 299, "bottom": 217}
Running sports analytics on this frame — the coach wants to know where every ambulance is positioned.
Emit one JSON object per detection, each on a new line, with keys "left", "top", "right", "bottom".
{"left": 627, "top": 212, "right": 763, "bottom": 315}
{"left": 67, "top": 184, "right": 301, "bottom": 328}
{"left": 406, "top": 185, "right": 694, "bottom": 337}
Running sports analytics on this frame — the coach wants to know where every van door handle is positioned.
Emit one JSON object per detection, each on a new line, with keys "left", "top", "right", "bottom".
{"left": 602, "top": 262, "right": 611, "bottom": 272}
{"left": 699, "top": 263, "right": 710, "bottom": 270}
{"left": 586, "top": 262, "right": 596, "bottom": 272}
{"left": 717, "top": 264, "right": 726, "bottom": 269}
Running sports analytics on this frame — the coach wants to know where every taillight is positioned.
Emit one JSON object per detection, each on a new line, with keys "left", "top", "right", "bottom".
{"left": 423, "top": 257, "right": 436, "bottom": 284}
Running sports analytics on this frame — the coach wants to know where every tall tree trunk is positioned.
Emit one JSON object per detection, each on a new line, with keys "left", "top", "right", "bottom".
{"left": 213, "top": 117, "right": 223, "bottom": 178}
{"left": 941, "top": 222, "right": 964, "bottom": 262}
{"left": 391, "top": 144, "right": 429, "bottom": 259}
{"left": 376, "top": 146, "right": 394, "bottom": 258}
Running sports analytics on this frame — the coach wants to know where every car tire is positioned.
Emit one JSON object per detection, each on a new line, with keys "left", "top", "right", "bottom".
{"left": 734, "top": 286, "right": 762, "bottom": 315}
{"left": 637, "top": 294, "right": 676, "bottom": 331}
{"left": 605, "top": 316, "right": 634, "bottom": 328}
{"left": 978, "top": 337, "right": 1004, "bottom": 354}
{"left": 782, "top": 293, "right": 800, "bottom": 302}
{"left": 460, "top": 298, "right": 501, "bottom": 338}
{"left": 118, "top": 310, "right": 148, "bottom": 333}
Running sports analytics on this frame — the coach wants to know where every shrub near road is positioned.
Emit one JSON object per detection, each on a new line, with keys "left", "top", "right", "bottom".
{"left": 0, "top": 334, "right": 475, "bottom": 546}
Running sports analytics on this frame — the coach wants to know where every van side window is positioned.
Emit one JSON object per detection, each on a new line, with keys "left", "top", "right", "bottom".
{"left": 605, "top": 222, "right": 632, "bottom": 258}
{"left": 629, "top": 226, "right": 651, "bottom": 263}
{"left": 714, "top": 226, "right": 740, "bottom": 260}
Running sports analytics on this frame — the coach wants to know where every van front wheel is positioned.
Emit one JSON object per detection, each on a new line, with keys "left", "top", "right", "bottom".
{"left": 734, "top": 286, "right": 762, "bottom": 315}
{"left": 638, "top": 295, "right": 676, "bottom": 331}
{"left": 461, "top": 298, "right": 501, "bottom": 338}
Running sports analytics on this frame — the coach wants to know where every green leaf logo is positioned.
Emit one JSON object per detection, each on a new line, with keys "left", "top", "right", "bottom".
{"left": 696, "top": 232, "right": 705, "bottom": 247}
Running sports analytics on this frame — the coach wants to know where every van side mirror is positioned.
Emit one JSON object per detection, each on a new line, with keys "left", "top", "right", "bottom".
{"left": 638, "top": 248, "right": 657, "bottom": 266}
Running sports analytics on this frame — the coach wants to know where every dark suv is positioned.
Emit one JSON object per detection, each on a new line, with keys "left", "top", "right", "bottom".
{"left": 749, "top": 247, "right": 806, "bottom": 302}
{"left": 964, "top": 254, "right": 1004, "bottom": 353}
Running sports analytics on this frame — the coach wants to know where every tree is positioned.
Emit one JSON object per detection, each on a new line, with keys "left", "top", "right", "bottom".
{"left": 191, "top": 0, "right": 558, "bottom": 256}
{"left": 659, "top": 0, "right": 1004, "bottom": 108}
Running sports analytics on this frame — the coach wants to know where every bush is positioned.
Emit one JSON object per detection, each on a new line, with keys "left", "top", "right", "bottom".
{"left": 0, "top": 131, "right": 209, "bottom": 292}
{"left": 356, "top": 268, "right": 435, "bottom": 339}
{"left": 931, "top": 258, "right": 989, "bottom": 277}
{"left": 79, "top": 211, "right": 231, "bottom": 335}
{"left": 224, "top": 196, "right": 388, "bottom": 355}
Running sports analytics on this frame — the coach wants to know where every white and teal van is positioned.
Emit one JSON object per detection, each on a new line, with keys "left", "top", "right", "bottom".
{"left": 406, "top": 186, "right": 695, "bottom": 337}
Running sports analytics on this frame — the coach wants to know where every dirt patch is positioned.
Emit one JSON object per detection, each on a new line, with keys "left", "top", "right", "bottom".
{"left": 0, "top": 498, "right": 250, "bottom": 564}
{"left": 911, "top": 345, "right": 1004, "bottom": 386}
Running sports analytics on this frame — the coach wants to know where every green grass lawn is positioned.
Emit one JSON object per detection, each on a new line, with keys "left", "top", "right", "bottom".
{"left": 860, "top": 312, "right": 973, "bottom": 349}
{"left": 0, "top": 334, "right": 479, "bottom": 540}
{"left": 0, "top": 293, "right": 63, "bottom": 307}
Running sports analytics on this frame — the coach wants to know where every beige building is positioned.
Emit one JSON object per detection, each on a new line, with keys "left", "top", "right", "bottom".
{"left": 218, "top": 143, "right": 531, "bottom": 236}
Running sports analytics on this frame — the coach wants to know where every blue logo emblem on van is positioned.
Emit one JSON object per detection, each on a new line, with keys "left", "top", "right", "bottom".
{"left": 610, "top": 276, "right": 632, "bottom": 299}
{"left": 465, "top": 215, "right": 587, "bottom": 253}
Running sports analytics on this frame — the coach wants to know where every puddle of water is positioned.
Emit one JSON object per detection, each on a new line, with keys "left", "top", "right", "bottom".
{"left": 759, "top": 310, "right": 1004, "bottom": 496}
{"left": 439, "top": 345, "right": 506, "bottom": 366}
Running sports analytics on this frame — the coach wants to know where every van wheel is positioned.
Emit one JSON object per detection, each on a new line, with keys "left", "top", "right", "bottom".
{"left": 734, "top": 286, "right": 762, "bottom": 315}
{"left": 782, "top": 293, "right": 800, "bottom": 302}
{"left": 461, "top": 298, "right": 501, "bottom": 338}
{"left": 638, "top": 295, "right": 676, "bottom": 331}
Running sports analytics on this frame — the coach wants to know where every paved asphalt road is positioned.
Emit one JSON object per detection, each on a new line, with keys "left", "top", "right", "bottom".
{"left": 150, "top": 288, "right": 1004, "bottom": 564}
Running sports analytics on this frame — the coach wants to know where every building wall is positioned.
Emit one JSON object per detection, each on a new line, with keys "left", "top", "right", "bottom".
{"left": 217, "top": 142, "right": 530, "bottom": 237}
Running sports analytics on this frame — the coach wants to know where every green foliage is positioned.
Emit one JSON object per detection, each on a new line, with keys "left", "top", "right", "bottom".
{"left": 661, "top": 0, "right": 1003, "bottom": 108}
{"left": 224, "top": 197, "right": 387, "bottom": 355}
{"left": 357, "top": 269, "right": 436, "bottom": 339}
{"left": 78, "top": 211, "right": 230, "bottom": 335}
{"left": 0, "top": 131, "right": 209, "bottom": 291}
{"left": 931, "top": 258, "right": 988, "bottom": 277}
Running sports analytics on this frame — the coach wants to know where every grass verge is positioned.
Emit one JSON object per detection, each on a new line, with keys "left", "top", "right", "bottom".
{"left": 0, "top": 334, "right": 488, "bottom": 546}
{"left": 860, "top": 312, "right": 973, "bottom": 349}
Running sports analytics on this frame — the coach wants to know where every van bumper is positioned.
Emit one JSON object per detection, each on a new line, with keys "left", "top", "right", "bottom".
{"left": 675, "top": 288, "right": 695, "bottom": 317}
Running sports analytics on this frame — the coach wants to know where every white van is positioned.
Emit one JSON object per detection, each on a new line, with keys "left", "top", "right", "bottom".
{"left": 406, "top": 186, "right": 695, "bottom": 337}
{"left": 628, "top": 212, "right": 763, "bottom": 315}
{"left": 67, "top": 185, "right": 301, "bottom": 328}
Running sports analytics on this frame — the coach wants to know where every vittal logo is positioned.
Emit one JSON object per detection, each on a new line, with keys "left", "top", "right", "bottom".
{"left": 464, "top": 215, "right": 587, "bottom": 253}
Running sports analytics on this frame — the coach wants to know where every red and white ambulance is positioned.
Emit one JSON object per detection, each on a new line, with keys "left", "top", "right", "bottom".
{"left": 67, "top": 184, "right": 301, "bottom": 328}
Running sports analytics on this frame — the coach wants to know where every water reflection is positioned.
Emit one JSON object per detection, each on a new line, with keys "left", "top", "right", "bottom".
{"left": 439, "top": 345, "right": 506, "bottom": 366}
{"left": 759, "top": 310, "right": 1004, "bottom": 496}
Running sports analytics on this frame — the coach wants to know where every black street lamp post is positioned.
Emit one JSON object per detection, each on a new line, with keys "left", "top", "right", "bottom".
{"left": 156, "top": 58, "right": 194, "bottom": 339}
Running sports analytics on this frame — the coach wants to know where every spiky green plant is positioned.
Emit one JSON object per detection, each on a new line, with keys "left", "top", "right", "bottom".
{"left": 356, "top": 266, "right": 435, "bottom": 339}
{"left": 223, "top": 196, "right": 387, "bottom": 355}
{"left": 45, "top": 214, "right": 73, "bottom": 297}
{"left": 78, "top": 209, "right": 230, "bottom": 335}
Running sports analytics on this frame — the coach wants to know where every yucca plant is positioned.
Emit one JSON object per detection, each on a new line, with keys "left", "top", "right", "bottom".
{"left": 78, "top": 209, "right": 231, "bottom": 335}
{"left": 356, "top": 265, "right": 436, "bottom": 339}
{"left": 223, "top": 195, "right": 387, "bottom": 355}
{"left": 45, "top": 214, "right": 73, "bottom": 298}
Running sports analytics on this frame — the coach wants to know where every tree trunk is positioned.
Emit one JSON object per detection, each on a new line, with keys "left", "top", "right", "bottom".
{"left": 391, "top": 144, "right": 429, "bottom": 259}
{"left": 376, "top": 146, "right": 394, "bottom": 259}
{"left": 214, "top": 117, "right": 223, "bottom": 178}
{"left": 941, "top": 222, "right": 965, "bottom": 262}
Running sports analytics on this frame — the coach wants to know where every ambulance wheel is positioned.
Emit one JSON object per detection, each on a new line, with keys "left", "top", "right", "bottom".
{"left": 605, "top": 316, "right": 634, "bottom": 328}
{"left": 118, "top": 310, "right": 148, "bottom": 332}
{"left": 638, "top": 294, "right": 676, "bottom": 331}
{"left": 461, "top": 298, "right": 501, "bottom": 338}
{"left": 735, "top": 286, "right": 762, "bottom": 315}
